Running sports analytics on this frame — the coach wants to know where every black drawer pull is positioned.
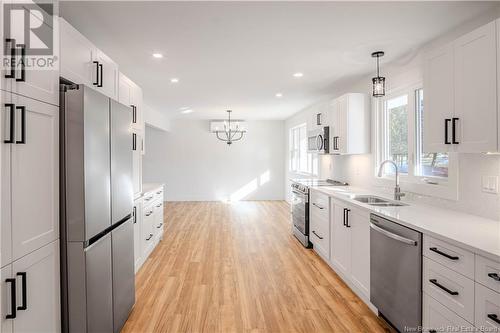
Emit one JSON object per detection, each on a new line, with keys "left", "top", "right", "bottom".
{"left": 429, "top": 247, "right": 459, "bottom": 260}
{"left": 156, "top": 223, "right": 163, "bottom": 229}
{"left": 312, "top": 230, "right": 323, "bottom": 240}
{"left": 156, "top": 204, "right": 162, "bottom": 208}
{"left": 488, "top": 314, "right": 500, "bottom": 325}
{"left": 429, "top": 279, "right": 459, "bottom": 296}
{"left": 16, "top": 272, "right": 27, "bottom": 310}
{"left": 5, "top": 278, "right": 16, "bottom": 319}
{"left": 146, "top": 233, "right": 153, "bottom": 241}
{"left": 312, "top": 203, "right": 324, "bottom": 210}
{"left": 488, "top": 273, "right": 500, "bottom": 282}
{"left": 156, "top": 191, "right": 162, "bottom": 195}
{"left": 145, "top": 211, "right": 153, "bottom": 217}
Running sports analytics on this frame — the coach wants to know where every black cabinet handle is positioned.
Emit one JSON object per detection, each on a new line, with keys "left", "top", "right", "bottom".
{"left": 5, "top": 278, "right": 16, "bottom": 319}
{"left": 429, "top": 330, "right": 437, "bottom": 333}
{"left": 312, "top": 203, "right": 324, "bottom": 210}
{"left": 156, "top": 191, "right": 162, "bottom": 195}
{"left": 92, "top": 61, "right": 99, "bottom": 86}
{"left": 429, "top": 247, "right": 459, "bottom": 260}
{"left": 156, "top": 203, "right": 162, "bottom": 208}
{"left": 146, "top": 233, "right": 153, "bottom": 241}
{"left": 15, "top": 106, "right": 25, "bottom": 144}
{"left": 444, "top": 119, "right": 451, "bottom": 144}
{"left": 312, "top": 230, "right": 323, "bottom": 240}
{"left": 452, "top": 118, "right": 459, "bottom": 144}
{"left": 488, "top": 314, "right": 500, "bottom": 325}
{"left": 488, "top": 273, "right": 500, "bottom": 282}
{"left": 335, "top": 137, "right": 340, "bottom": 150}
{"left": 5, "top": 38, "right": 15, "bottom": 78}
{"left": 131, "top": 105, "right": 137, "bottom": 123}
{"left": 156, "top": 223, "right": 163, "bottom": 229}
{"left": 133, "top": 206, "right": 137, "bottom": 224}
{"left": 429, "top": 279, "right": 459, "bottom": 295}
{"left": 345, "top": 209, "right": 351, "bottom": 228}
{"left": 132, "top": 133, "right": 137, "bottom": 151}
{"left": 4, "top": 103, "right": 15, "bottom": 143}
{"left": 343, "top": 208, "right": 347, "bottom": 226}
{"left": 16, "top": 272, "right": 27, "bottom": 310}
{"left": 15, "top": 44, "right": 25, "bottom": 82}
{"left": 98, "top": 63, "right": 103, "bottom": 87}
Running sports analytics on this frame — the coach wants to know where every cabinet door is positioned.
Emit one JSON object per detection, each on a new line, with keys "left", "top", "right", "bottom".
{"left": 1, "top": 265, "right": 13, "bottom": 333}
{"left": 11, "top": 95, "right": 58, "bottom": 261}
{"left": 142, "top": 207, "right": 154, "bottom": 258}
{"left": 131, "top": 85, "right": 143, "bottom": 132}
{"left": 12, "top": 241, "right": 60, "bottom": 333}
{"left": 330, "top": 203, "right": 351, "bottom": 277}
{"left": 153, "top": 201, "right": 164, "bottom": 238}
{"left": 423, "top": 43, "right": 454, "bottom": 153}
{"left": 133, "top": 200, "right": 143, "bottom": 272}
{"left": 60, "top": 18, "right": 94, "bottom": 86}
{"left": 423, "top": 293, "right": 473, "bottom": 333}
{"left": 349, "top": 208, "right": 370, "bottom": 298}
{"left": 94, "top": 50, "right": 119, "bottom": 100}
{"left": 118, "top": 73, "right": 132, "bottom": 106}
{"left": 454, "top": 21, "right": 497, "bottom": 153}
{"left": 1, "top": 92, "right": 13, "bottom": 265}
{"left": 132, "top": 131, "right": 142, "bottom": 196}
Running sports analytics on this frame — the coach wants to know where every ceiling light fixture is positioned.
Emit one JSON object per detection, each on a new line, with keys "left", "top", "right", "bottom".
{"left": 152, "top": 53, "right": 163, "bottom": 58}
{"left": 170, "top": 78, "right": 179, "bottom": 83}
{"left": 371, "top": 51, "right": 386, "bottom": 97}
{"left": 293, "top": 72, "right": 303, "bottom": 78}
{"left": 180, "top": 109, "right": 193, "bottom": 114}
{"left": 275, "top": 93, "right": 283, "bottom": 98}
{"left": 210, "top": 110, "right": 246, "bottom": 146}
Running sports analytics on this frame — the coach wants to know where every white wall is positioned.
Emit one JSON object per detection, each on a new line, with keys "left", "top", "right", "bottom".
{"left": 143, "top": 120, "right": 285, "bottom": 201}
{"left": 285, "top": 12, "right": 500, "bottom": 221}
{"left": 144, "top": 104, "right": 171, "bottom": 132}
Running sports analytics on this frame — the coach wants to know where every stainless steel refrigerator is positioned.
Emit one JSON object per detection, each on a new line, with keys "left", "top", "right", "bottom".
{"left": 60, "top": 84, "right": 135, "bottom": 333}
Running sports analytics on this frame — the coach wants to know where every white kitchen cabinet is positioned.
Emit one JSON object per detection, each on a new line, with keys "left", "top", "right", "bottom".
{"left": 309, "top": 190, "right": 330, "bottom": 261}
{"left": 1, "top": 3, "right": 59, "bottom": 106}
{"left": 475, "top": 282, "right": 500, "bottom": 330}
{"left": 93, "top": 49, "right": 119, "bottom": 100}
{"left": 133, "top": 198, "right": 143, "bottom": 273}
{"left": 132, "top": 131, "right": 143, "bottom": 197}
{"left": 119, "top": 73, "right": 144, "bottom": 132}
{"left": 330, "top": 199, "right": 370, "bottom": 299}
{"left": 153, "top": 200, "right": 164, "bottom": 241}
{"left": 423, "top": 294, "right": 474, "bottom": 333}
{"left": 329, "top": 93, "right": 369, "bottom": 155}
{"left": 454, "top": 21, "right": 497, "bottom": 153}
{"left": 60, "top": 18, "right": 95, "bottom": 87}
{"left": 1, "top": 241, "right": 60, "bottom": 333}
{"left": 1, "top": 92, "right": 59, "bottom": 266}
{"left": 142, "top": 205, "right": 155, "bottom": 259}
{"left": 423, "top": 20, "right": 498, "bottom": 153}
{"left": 423, "top": 43, "right": 455, "bottom": 153}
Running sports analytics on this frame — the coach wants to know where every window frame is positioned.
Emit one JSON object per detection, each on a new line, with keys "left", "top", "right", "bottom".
{"left": 289, "top": 123, "right": 318, "bottom": 176}
{"left": 374, "top": 83, "right": 458, "bottom": 200}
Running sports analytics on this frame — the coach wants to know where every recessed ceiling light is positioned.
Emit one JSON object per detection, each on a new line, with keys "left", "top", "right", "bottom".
{"left": 275, "top": 93, "right": 283, "bottom": 98}
{"left": 181, "top": 109, "right": 193, "bottom": 114}
{"left": 170, "top": 78, "right": 179, "bottom": 83}
{"left": 152, "top": 53, "right": 163, "bottom": 59}
{"left": 293, "top": 72, "right": 303, "bottom": 78}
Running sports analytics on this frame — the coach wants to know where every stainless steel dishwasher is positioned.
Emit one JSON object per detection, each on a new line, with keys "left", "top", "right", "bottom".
{"left": 370, "top": 214, "right": 422, "bottom": 332}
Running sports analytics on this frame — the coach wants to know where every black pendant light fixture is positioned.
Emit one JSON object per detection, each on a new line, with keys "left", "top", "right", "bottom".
{"left": 371, "top": 51, "right": 385, "bottom": 97}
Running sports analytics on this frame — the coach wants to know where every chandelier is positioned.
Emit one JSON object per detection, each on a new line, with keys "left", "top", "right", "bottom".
{"left": 211, "top": 110, "right": 246, "bottom": 145}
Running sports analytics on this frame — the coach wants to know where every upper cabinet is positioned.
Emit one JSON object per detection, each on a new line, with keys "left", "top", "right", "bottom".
{"left": 424, "top": 20, "right": 498, "bottom": 153}
{"left": 118, "top": 73, "right": 144, "bottom": 133}
{"left": 329, "top": 93, "right": 370, "bottom": 155}
{"left": 60, "top": 18, "right": 118, "bottom": 100}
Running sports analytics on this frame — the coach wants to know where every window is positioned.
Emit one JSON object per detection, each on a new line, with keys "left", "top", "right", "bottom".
{"left": 377, "top": 86, "right": 451, "bottom": 184}
{"left": 289, "top": 123, "right": 318, "bottom": 175}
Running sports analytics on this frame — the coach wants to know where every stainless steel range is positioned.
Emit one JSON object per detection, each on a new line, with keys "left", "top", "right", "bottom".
{"left": 290, "top": 179, "right": 348, "bottom": 247}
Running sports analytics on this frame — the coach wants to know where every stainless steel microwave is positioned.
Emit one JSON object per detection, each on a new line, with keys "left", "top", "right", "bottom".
{"left": 307, "top": 126, "right": 330, "bottom": 154}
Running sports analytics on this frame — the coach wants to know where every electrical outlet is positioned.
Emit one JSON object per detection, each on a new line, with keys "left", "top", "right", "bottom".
{"left": 482, "top": 176, "right": 499, "bottom": 194}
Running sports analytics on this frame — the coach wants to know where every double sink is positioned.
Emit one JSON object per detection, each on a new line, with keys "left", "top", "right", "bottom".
{"left": 351, "top": 195, "right": 408, "bottom": 207}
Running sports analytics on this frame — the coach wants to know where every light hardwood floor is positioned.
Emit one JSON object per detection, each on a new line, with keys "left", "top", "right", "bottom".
{"left": 122, "top": 201, "right": 391, "bottom": 333}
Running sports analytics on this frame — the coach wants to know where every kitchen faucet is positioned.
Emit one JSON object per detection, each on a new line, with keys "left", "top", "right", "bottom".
{"left": 377, "top": 160, "right": 405, "bottom": 201}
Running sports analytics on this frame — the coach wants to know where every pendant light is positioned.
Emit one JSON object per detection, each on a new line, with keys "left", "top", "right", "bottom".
{"left": 371, "top": 51, "right": 385, "bottom": 97}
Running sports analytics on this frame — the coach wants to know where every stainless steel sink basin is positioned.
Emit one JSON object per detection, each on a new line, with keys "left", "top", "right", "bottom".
{"left": 352, "top": 195, "right": 389, "bottom": 204}
{"left": 352, "top": 195, "right": 408, "bottom": 207}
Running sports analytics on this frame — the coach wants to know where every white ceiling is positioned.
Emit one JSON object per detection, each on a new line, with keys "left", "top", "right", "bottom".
{"left": 60, "top": 1, "right": 498, "bottom": 120}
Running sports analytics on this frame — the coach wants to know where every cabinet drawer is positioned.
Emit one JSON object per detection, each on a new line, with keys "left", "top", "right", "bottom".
{"left": 423, "top": 293, "right": 474, "bottom": 333}
{"left": 310, "top": 212, "right": 330, "bottom": 261}
{"left": 423, "top": 235, "right": 474, "bottom": 279}
{"left": 475, "top": 255, "right": 500, "bottom": 293}
{"left": 423, "top": 257, "right": 474, "bottom": 323}
{"left": 475, "top": 282, "right": 500, "bottom": 330}
{"left": 310, "top": 190, "right": 329, "bottom": 220}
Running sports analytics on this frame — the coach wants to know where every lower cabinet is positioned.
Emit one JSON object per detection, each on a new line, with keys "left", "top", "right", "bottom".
{"left": 142, "top": 205, "right": 155, "bottom": 260}
{"left": 1, "top": 241, "right": 60, "bottom": 333}
{"left": 153, "top": 200, "right": 164, "bottom": 242}
{"left": 330, "top": 199, "right": 370, "bottom": 299}
{"left": 423, "top": 294, "right": 474, "bottom": 332}
{"left": 309, "top": 190, "right": 330, "bottom": 261}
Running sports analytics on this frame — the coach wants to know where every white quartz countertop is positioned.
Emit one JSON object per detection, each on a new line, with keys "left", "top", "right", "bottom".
{"left": 310, "top": 186, "right": 500, "bottom": 262}
{"left": 142, "top": 183, "right": 165, "bottom": 195}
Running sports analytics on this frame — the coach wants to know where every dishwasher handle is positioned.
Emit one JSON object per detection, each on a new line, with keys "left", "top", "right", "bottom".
{"left": 370, "top": 223, "right": 417, "bottom": 246}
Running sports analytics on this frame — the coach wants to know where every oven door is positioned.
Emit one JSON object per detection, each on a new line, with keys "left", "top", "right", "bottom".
{"left": 291, "top": 189, "right": 308, "bottom": 235}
